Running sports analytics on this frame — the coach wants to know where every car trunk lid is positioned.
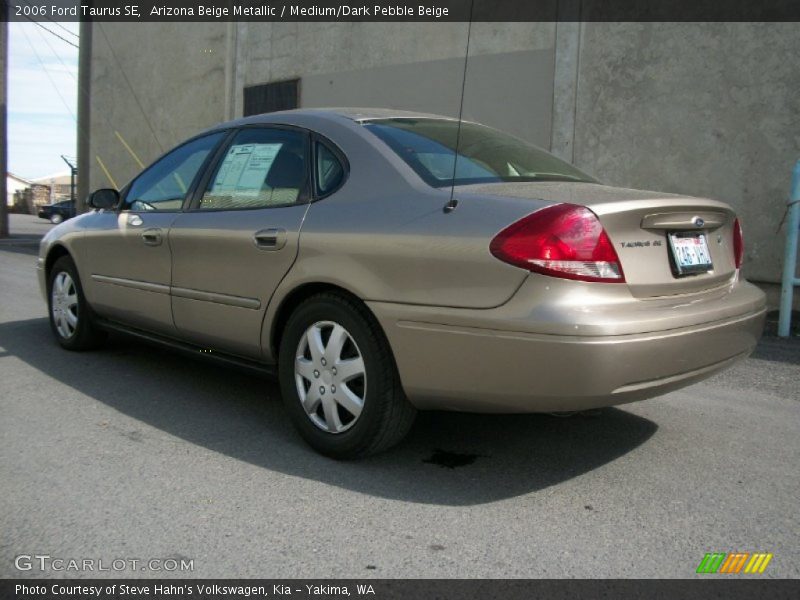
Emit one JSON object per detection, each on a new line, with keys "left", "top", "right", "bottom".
{"left": 459, "top": 182, "right": 738, "bottom": 298}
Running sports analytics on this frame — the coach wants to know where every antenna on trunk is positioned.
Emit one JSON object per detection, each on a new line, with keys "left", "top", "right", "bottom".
{"left": 445, "top": 0, "right": 474, "bottom": 214}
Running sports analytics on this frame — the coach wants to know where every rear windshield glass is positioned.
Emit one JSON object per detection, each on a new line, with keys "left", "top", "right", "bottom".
{"left": 363, "top": 118, "right": 596, "bottom": 188}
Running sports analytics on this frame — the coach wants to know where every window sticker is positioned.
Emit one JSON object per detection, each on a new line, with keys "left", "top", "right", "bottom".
{"left": 212, "top": 143, "right": 284, "bottom": 192}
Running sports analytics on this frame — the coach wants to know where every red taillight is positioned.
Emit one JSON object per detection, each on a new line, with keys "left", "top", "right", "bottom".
{"left": 733, "top": 217, "right": 744, "bottom": 269}
{"left": 490, "top": 203, "right": 625, "bottom": 283}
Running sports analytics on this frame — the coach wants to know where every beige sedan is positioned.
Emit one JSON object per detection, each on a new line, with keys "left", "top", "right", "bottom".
{"left": 38, "top": 109, "right": 766, "bottom": 458}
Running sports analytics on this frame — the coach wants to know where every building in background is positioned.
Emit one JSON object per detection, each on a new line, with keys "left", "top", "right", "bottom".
{"left": 5, "top": 170, "right": 75, "bottom": 214}
{"left": 6, "top": 172, "right": 32, "bottom": 208}
{"left": 31, "top": 171, "right": 74, "bottom": 203}
{"left": 81, "top": 21, "right": 799, "bottom": 283}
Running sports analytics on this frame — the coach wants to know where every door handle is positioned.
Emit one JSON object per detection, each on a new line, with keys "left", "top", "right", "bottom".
{"left": 141, "top": 228, "right": 163, "bottom": 246}
{"left": 253, "top": 228, "right": 287, "bottom": 251}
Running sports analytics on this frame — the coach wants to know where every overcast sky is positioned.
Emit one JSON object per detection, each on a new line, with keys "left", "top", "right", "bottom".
{"left": 8, "top": 21, "right": 79, "bottom": 181}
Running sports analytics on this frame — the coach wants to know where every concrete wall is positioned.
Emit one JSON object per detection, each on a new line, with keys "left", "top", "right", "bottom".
{"left": 85, "top": 22, "right": 799, "bottom": 282}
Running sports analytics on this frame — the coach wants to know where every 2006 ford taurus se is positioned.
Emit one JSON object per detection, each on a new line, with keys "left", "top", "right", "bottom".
{"left": 38, "top": 108, "right": 766, "bottom": 458}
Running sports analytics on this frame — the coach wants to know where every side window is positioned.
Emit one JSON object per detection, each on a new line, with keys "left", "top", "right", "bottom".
{"left": 199, "top": 128, "right": 309, "bottom": 210}
{"left": 124, "top": 132, "right": 224, "bottom": 211}
{"left": 315, "top": 142, "right": 345, "bottom": 196}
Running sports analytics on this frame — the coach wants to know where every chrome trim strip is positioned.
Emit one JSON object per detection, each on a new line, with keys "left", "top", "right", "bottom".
{"left": 91, "top": 274, "right": 170, "bottom": 295}
{"left": 640, "top": 211, "right": 727, "bottom": 230}
{"left": 171, "top": 286, "right": 261, "bottom": 310}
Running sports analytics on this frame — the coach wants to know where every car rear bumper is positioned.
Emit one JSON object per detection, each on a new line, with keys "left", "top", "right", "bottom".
{"left": 369, "top": 278, "right": 766, "bottom": 412}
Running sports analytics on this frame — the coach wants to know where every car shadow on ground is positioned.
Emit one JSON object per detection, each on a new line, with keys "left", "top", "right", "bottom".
{"left": 0, "top": 318, "right": 658, "bottom": 506}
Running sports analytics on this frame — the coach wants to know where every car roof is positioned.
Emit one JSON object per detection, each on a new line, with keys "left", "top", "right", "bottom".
{"left": 306, "top": 108, "right": 458, "bottom": 122}
{"left": 208, "top": 108, "right": 459, "bottom": 132}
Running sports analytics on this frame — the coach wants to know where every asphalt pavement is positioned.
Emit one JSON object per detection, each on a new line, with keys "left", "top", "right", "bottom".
{"left": 1, "top": 214, "right": 798, "bottom": 578}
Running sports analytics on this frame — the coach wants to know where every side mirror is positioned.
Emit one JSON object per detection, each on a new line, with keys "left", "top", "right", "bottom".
{"left": 87, "top": 188, "right": 120, "bottom": 210}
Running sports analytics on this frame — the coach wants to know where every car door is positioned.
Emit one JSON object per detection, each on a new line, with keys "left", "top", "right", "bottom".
{"left": 168, "top": 126, "right": 312, "bottom": 359}
{"left": 81, "top": 131, "right": 227, "bottom": 335}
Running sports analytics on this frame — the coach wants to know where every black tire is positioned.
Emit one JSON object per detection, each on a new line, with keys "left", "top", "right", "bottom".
{"left": 47, "top": 255, "right": 107, "bottom": 351}
{"left": 50, "top": 213, "right": 64, "bottom": 224}
{"left": 278, "top": 292, "right": 416, "bottom": 459}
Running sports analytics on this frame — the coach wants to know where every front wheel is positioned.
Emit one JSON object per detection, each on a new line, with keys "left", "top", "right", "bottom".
{"left": 278, "top": 292, "right": 416, "bottom": 459}
{"left": 49, "top": 213, "right": 64, "bottom": 224}
{"left": 48, "top": 256, "right": 106, "bottom": 350}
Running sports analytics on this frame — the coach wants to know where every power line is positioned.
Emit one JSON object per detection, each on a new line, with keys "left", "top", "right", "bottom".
{"left": 50, "top": 21, "right": 78, "bottom": 39}
{"left": 19, "top": 14, "right": 78, "bottom": 49}
{"left": 41, "top": 14, "right": 79, "bottom": 39}
{"left": 43, "top": 18, "right": 78, "bottom": 39}
{"left": 18, "top": 0, "right": 79, "bottom": 39}
{"left": 29, "top": 16, "right": 79, "bottom": 81}
{"left": 18, "top": 24, "right": 77, "bottom": 122}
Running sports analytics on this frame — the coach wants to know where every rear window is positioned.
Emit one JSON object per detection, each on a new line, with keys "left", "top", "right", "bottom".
{"left": 363, "top": 118, "right": 596, "bottom": 188}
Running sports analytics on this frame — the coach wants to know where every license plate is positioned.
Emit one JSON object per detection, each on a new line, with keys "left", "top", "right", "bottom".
{"left": 668, "top": 232, "right": 713, "bottom": 276}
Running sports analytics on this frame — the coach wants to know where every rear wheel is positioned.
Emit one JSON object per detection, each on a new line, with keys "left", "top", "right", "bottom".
{"left": 48, "top": 256, "right": 106, "bottom": 350}
{"left": 278, "top": 292, "right": 416, "bottom": 459}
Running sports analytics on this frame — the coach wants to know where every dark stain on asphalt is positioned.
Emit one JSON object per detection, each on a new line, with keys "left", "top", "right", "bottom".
{"left": 423, "top": 449, "right": 484, "bottom": 469}
{"left": 429, "top": 544, "right": 446, "bottom": 551}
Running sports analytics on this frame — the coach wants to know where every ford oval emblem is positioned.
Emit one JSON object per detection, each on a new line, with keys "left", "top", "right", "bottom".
{"left": 693, "top": 217, "right": 705, "bottom": 228}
